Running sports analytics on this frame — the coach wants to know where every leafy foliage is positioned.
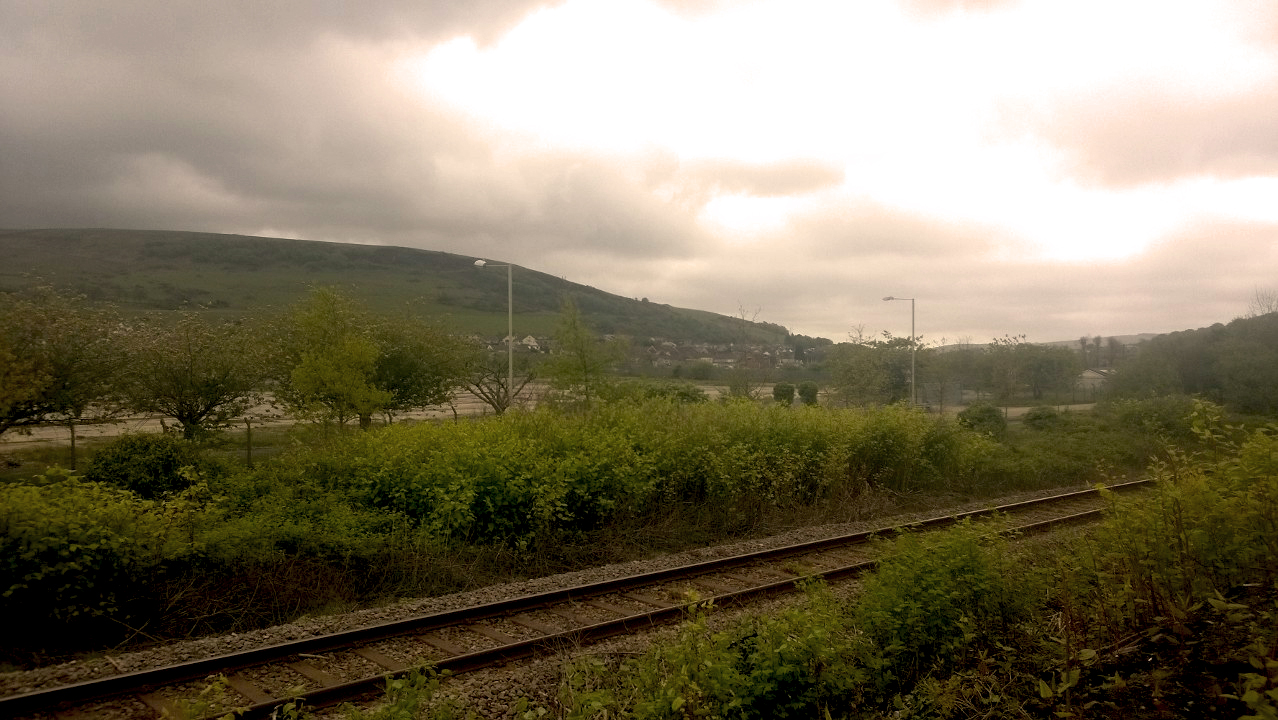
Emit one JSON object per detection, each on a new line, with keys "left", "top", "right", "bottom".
{"left": 853, "top": 520, "right": 1038, "bottom": 695}
{"left": 1107, "top": 312, "right": 1278, "bottom": 414}
{"left": 0, "top": 473, "right": 195, "bottom": 626}
{"left": 956, "top": 402, "right": 1006, "bottom": 439}
{"left": 551, "top": 412, "right": 1278, "bottom": 719}
{"left": 123, "top": 311, "right": 270, "bottom": 439}
{"left": 0, "top": 286, "right": 124, "bottom": 439}
{"left": 540, "top": 296, "right": 626, "bottom": 410}
{"left": 772, "top": 381, "right": 795, "bottom": 406}
{"left": 276, "top": 287, "right": 392, "bottom": 428}
{"left": 0, "top": 397, "right": 1194, "bottom": 662}
{"left": 83, "top": 433, "right": 207, "bottom": 498}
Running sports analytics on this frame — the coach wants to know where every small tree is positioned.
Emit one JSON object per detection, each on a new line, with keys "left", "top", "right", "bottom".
{"left": 463, "top": 349, "right": 536, "bottom": 416}
{"left": 772, "top": 382, "right": 795, "bottom": 406}
{"left": 372, "top": 315, "right": 471, "bottom": 422}
{"left": 797, "top": 381, "right": 819, "bottom": 406}
{"left": 275, "top": 288, "right": 389, "bottom": 429}
{"left": 1247, "top": 287, "right": 1278, "bottom": 318}
{"left": 540, "top": 297, "right": 625, "bottom": 410}
{"left": 0, "top": 287, "right": 125, "bottom": 466}
{"left": 123, "top": 312, "right": 270, "bottom": 440}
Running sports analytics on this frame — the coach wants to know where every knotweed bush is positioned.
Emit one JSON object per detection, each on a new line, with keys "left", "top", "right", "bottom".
{"left": 1, "top": 396, "right": 1151, "bottom": 660}
{"left": 1061, "top": 413, "right": 1278, "bottom": 638}
{"left": 552, "top": 521, "right": 1038, "bottom": 720}
{"left": 83, "top": 432, "right": 211, "bottom": 498}
{"left": 557, "top": 582, "right": 870, "bottom": 720}
{"left": 272, "top": 401, "right": 998, "bottom": 549}
{"left": 852, "top": 519, "right": 1041, "bottom": 698}
{"left": 1027, "top": 407, "right": 1278, "bottom": 717}
{"left": 0, "top": 471, "right": 205, "bottom": 647}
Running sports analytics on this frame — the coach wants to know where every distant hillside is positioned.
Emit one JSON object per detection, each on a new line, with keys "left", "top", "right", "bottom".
{"left": 0, "top": 228, "right": 790, "bottom": 344}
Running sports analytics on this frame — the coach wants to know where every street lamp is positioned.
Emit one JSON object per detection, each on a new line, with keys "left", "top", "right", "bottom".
{"left": 883, "top": 296, "right": 916, "bottom": 407}
{"left": 474, "top": 259, "right": 514, "bottom": 409}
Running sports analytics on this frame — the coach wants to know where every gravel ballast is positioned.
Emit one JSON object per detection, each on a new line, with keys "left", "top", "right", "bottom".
{"left": 0, "top": 483, "right": 1094, "bottom": 716}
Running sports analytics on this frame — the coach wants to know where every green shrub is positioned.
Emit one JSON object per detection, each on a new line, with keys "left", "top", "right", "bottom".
{"left": 84, "top": 433, "right": 206, "bottom": 498}
{"left": 1095, "top": 394, "right": 1200, "bottom": 445}
{"left": 798, "top": 381, "right": 819, "bottom": 406}
{"left": 853, "top": 519, "right": 1039, "bottom": 695}
{"left": 772, "top": 381, "right": 796, "bottom": 406}
{"left": 597, "top": 379, "right": 709, "bottom": 404}
{"left": 1021, "top": 405, "right": 1064, "bottom": 430}
{"left": 957, "top": 402, "right": 1007, "bottom": 439}
{"left": 567, "top": 583, "right": 868, "bottom": 720}
{"left": 0, "top": 474, "right": 195, "bottom": 624}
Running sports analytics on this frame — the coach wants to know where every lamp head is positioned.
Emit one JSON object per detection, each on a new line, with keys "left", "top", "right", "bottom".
{"left": 474, "top": 259, "right": 487, "bottom": 267}
{"left": 882, "top": 296, "right": 894, "bottom": 301}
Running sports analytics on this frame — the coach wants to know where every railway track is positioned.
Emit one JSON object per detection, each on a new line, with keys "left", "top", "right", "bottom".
{"left": 3, "top": 480, "right": 1149, "bottom": 719}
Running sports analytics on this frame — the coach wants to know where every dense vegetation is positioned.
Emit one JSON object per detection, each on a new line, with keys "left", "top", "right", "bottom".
{"left": 147, "top": 401, "right": 1278, "bottom": 719}
{"left": 1, "top": 390, "right": 1198, "bottom": 665}
{"left": 531, "top": 403, "right": 1278, "bottom": 719}
{"left": 1106, "top": 311, "right": 1278, "bottom": 415}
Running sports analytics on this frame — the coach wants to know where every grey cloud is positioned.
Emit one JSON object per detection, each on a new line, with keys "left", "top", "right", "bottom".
{"left": 1022, "top": 85, "right": 1278, "bottom": 187}
{"left": 676, "top": 158, "right": 845, "bottom": 198}
{"left": 2, "top": 1, "right": 710, "bottom": 263}
{"left": 0, "top": 1, "right": 559, "bottom": 53}
{"left": 634, "top": 202, "right": 1278, "bottom": 344}
{"left": 782, "top": 204, "right": 1000, "bottom": 259}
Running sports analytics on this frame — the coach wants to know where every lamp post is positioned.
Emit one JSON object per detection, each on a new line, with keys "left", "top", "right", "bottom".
{"left": 883, "top": 296, "right": 916, "bottom": 407}
{"left": 474, "top": 259, "right": 514, "bottom": 409}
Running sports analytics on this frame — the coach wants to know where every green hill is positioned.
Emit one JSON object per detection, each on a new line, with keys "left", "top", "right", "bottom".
{"left": 0, "top": 228, "right": 789, "bottom": 344}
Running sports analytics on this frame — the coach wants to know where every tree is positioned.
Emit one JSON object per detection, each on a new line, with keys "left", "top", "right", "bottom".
{"left": 827, "top": 330, "right": 914, "bottom": 406}
{"left": 372, "top": 315, "right": 472, "bottom": 422}
{"left": 927, "top": 340, "right": 982, "bottom": 410}
{"left": 986, "top": 335, "right": 1025, "bottom": 404}
{"left": 0, "top": 288, "right": 125, "bottom": 464}
{"left": 1019, "top": 343, "right": 1081, "bottom": 400}
{"left": 1104, "top": 336, "right": 1125, "bottom": 368}
{"left": 1246, "top": 287, "right": 1278, "bottom": 318}
{"left": 772, "top": 381, "right": 795, "bottom": 406}
{"left": 463, "top": 349, "right": 536, "bottom": 416}
{"left": 277, "top": 288, "right": 473, "bottom": 428}
{"left": 727, "top": 304, "right": 765, "bottom": 400}
{"left": 123, "top": 312, "right": 271, "bottom": 440}
{"left": 275, "top": 288, "right": 390, "bottom": 429}
{"left": 541, "top": 297, "right": 625, "bottom": 410}
{"left": 984, "top": 335, "right": 1079, "bottom": 403}
{"left": 1103, "top": 313, "right": 1278, "bottom": 414}
{"left": 797, "top": 381, "right": 819, "bottom": 406}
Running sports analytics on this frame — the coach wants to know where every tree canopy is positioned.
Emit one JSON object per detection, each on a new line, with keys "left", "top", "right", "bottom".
{"left": 123, "top": 311, "right": 272, "bottom": 439}
{"left": 0, "top": 288, "right": 124, "bottom": 444}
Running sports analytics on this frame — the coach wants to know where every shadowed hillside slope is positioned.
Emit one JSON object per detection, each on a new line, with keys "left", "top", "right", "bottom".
{"left": 0, "top": 228, "right": 789, "bottom": 343}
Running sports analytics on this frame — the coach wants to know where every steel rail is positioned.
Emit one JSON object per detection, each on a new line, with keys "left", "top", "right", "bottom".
{"left": 0, "top": 479, "right": 1147, "bottom": 717}
{"left": 231, "top": 504, "right": 1118, "bottom": 719}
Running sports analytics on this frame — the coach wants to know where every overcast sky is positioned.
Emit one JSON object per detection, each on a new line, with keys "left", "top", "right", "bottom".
{"left": 4, "top": 0, "right": 1277, "bottom": 343}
